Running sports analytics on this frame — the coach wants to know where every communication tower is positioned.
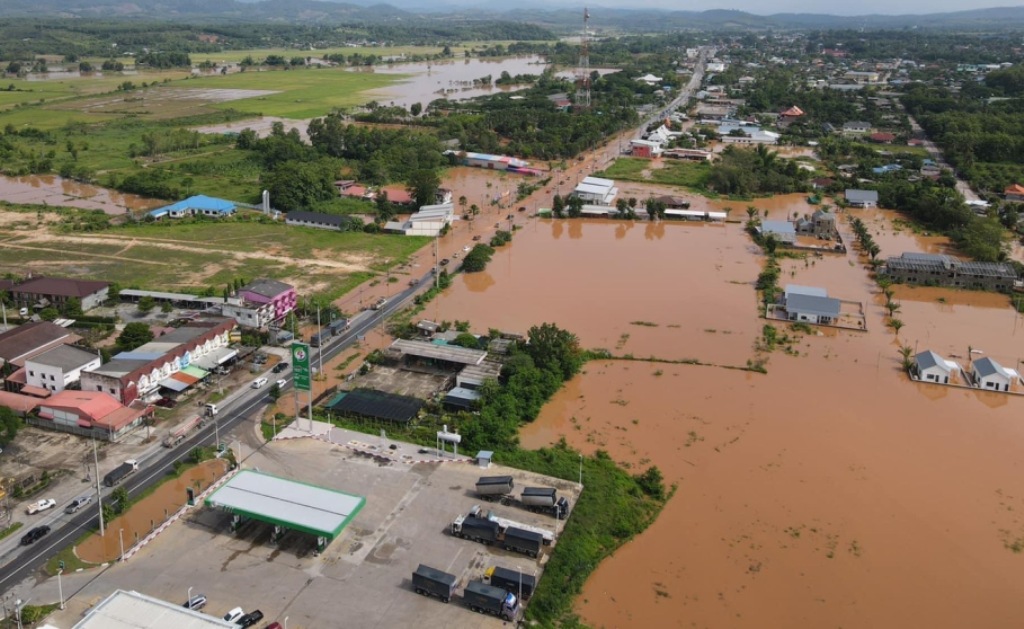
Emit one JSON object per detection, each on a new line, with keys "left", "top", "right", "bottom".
{"left": 575, "top": 7, "right": 591, "bottom": 110}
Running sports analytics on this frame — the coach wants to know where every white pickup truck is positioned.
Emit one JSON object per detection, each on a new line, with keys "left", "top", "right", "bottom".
{"left": 26, "top": 498, "right": 56, "bottom": 515}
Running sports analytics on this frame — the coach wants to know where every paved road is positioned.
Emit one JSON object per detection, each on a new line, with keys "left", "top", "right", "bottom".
{"left": 0, "top": 268, "right": 431, "bottom": 600}
{"left": 907, "top": 114, "right": 980, "bottom": 203}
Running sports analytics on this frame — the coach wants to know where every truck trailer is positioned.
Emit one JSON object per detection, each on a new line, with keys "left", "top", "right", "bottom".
{"left": 309, "top": 330, "right": 332, "bottom": 348}
{"left": 411, "top": 564, "right": 457, "bottom": 603}
{"left": 475, "top": 475, "right": 514, "bottom": 501}
{"left": 103, "top": 460, "right": 139, "bottom": 487}
{"left": 519, "top": 487, "right": 570, "bottom": 519}
{"left": 463, "top": 580, "right": 519, "bottom": 621}
{"left": 162, "top": 415, "right": 204, "bottom": 448}
{"left": 451, "top": 512, "right": 544, "bottom": 558}
{"left": 485, "top": 566, "right": 537, "bottom": 599}
{"left": 328, "top": 319, "right": 350, "bottom": 336}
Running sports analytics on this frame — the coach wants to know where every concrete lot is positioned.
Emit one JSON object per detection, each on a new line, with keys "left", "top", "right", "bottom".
{"left": 345, "top": 364, "right": 451, "bottom": 398}
{"left": 44, "top": 435, "right": 578, "bottom": 629}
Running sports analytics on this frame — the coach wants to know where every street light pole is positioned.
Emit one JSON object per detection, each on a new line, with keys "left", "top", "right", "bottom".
{"left": 119, "top": 528, "right": 125, "bottom": 563}
{"left": 188, "top": 587, "right": 192, "bottom": 609}
{"left": 57, "top": 568, "right": 64, "bottom": 610}
{"left": 93, "top": 438, "right": 104, "bottom": 536}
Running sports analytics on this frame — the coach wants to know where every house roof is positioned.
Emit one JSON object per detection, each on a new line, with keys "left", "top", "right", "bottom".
{"left": 915, "top": 350, "right": 951, "bottom": 373}
{"left": 973, "top": 356, "right": 1007, "bottom": 379}
{"left": 0, "top": 391, "right": 41, "bottom": 414}
{"left": 785, "top": 285, "right": 828, "bottom": 298}
{"left": 780, "top": 106, "right": 804, "bottom": 116}
{"left": 869, "top": 132, "right": 896, "bottom": 141}
{"left": 240, "top": 278, "right": 293, "bottom": 299}
{"left": 845, "top": 189, "right": 879, "bottom": 204}
{"left": 0, "top": 322, "right": 76, "bottom": 364}
{"left": 40, "top": 390, "right": 123, "bottom": 423}
{"left": 27, "top": 344, "right": 98, "bottom": 370}
{"left": 786, "top": 293, "right": 841, "bottom": 318}
{"left": 149, "top": 195, "right": 236, "bottom": 217}
{"left": 812, "top": 209, "right": 836, "bottom": 221}
{"left": 13, "top": 276, "right": 109, "bottom": 298}
{"left": 379, "top": 185, "right": 413, "bottom": 205}
{"left": 390, "top": 339, "right": 487, "bottom": 366}
{"left": 843, "top": 120, "right": 871, "bottom": 129}
{"left": 760, "top": 220, "right": 796, "bottom": 235}
{"left": 1005, "top": 184, "right": 1024, "bottom": 196}
{"left": 328, "top": 388, "right": 424, "bottom": 424}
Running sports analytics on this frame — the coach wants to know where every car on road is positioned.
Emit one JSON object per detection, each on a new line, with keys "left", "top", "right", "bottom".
{"left": 275, "top": 379, "right": 287, "bottom": 390}
{"left": 439, "top": 258, "right": 450, "bottom": 266}
{"left": 26, "top": 498, "right": 56, "bottom": 515}
{"left": 472, "top": 235, "right": 482, "bottom": 241}
{"left": 182, "top": 594, "right": 207, "bottom": 611}
{"left": 20, "top": 525, "right": 50, "bottom": 546}
{"left": 251, "top": 377, "right": 268, "bottom": 389}
{"left": 372, "top": 297, "right": 387, "bottom": 310}
{"left": 236, "top": 610, "right": 264, "bottom": 627}
{"left": 65, "top": 495, "right": 92, "bottom": 514}
{"left": 408, "top": 278, "right": 419, "bottom": 286}
{"left": 223, "top": 608, "right": 244, "bottom": 623}
{"left": 463, "top": 245, "right": 471, "bottom": 252}
{"left": 272, "top": 362, "right": 289, "bottom": 373}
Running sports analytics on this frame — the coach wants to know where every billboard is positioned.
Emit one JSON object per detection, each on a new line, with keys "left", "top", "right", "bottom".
{"left": 291, "top": 342, "right": 311, "bottom": 392}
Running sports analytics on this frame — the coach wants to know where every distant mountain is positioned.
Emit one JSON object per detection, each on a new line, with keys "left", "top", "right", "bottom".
{"left": 1, "top": 0, "right": 1024, "bottom": 29}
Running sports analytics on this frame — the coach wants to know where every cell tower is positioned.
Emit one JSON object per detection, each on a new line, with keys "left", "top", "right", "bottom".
{"left": 575, "top": 7, "right": 591, "bottom": 110}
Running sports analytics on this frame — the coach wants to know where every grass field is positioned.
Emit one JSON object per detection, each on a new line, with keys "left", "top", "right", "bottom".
{"left": 186, "top": 42, "right": 530, "bottom": 65}
{"left": 0, "top": 70, "right": 192, "bottom": 117}
{"left": 598, "top": 157, "right": 713, "bottom": 191}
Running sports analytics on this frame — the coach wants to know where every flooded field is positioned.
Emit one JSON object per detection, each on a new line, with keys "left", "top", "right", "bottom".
{"left": 415, "top": 189, "right": 1024, "bottom": 628}
{"left": 0, "top": 175, "right": 163, "bottom": 214}
{"left": 355, "top": 55, "right": 548, "bottom": 109}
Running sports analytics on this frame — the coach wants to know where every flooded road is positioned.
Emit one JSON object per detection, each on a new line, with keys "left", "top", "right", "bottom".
{"left": 0, "top": 175, "right": 163, "bottom": 215}
{"left": 355, "top": 55, "right": 548, "bottom": 109}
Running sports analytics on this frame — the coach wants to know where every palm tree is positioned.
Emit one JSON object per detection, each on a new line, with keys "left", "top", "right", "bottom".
{"left": 885, "top": 300, "right": 901, "bottom": 316}
{"left": 458, "top": 195, "right": 468, "bottom": 215}
{"left": 898, "top": 345, "right": 914, "bottom": 371}
{"left": 888, "top": 318, "right": 904, "bottom": 335}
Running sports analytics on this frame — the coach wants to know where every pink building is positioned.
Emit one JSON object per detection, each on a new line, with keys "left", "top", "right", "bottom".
{"left": 238, "top": 279, "right": 297, "bottom": 322}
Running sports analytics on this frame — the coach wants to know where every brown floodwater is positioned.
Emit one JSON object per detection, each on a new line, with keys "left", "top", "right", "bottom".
{"left": 354, "top": 55, "right": 548, "bottom": 109}
{"left": 417, "top": 191, "right": 1024, "bottom": 628}
{"left": 0, "top": 175, "right": 163, "bottom": 214}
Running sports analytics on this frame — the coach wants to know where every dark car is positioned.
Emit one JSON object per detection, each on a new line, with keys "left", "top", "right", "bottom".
{"left": 236, "top": 610, "right": 264, "bottom": 627}
{"left": 439, "top": 258, "right": 450, "bottom": 266}
{"left": 20, "top": 525, "right": 50, "bottom": 546}
{"left": 272, "top": 362, "right": 289, "bottom": 374}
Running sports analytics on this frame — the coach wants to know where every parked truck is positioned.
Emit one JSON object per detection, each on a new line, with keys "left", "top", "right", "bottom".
{"left": 519, "top": 487, "right": 570, "bottom": 520}
{"left": 103, "top": 460, "right": 139, "bottom": 487}
{"left": 475, "top": 475, "right": 514, "bottom": 501}
{"left": 451, "top": 511, "right": 545, "bottom": 558}
{"left": 475, "top": 477, "right": 569, "bottom": 519}
{"left": 463, "top": 580, "right": 519, "bottom": 621}
{"left": 309, "top": 330, "right": 332, "bottom": 348}
{"left": 411, "top": 564, "right": 457, "bottom": 603}
{"left": 328, "top": 318, "right": 350, "bottom": 336}
{"left": 162, "top": 415, "right": 204, "bottom": 448}
{"left": 484, "top": 566, "right": 537, "bottom": 600}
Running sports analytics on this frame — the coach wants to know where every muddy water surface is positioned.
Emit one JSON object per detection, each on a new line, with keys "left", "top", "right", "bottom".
{"left": 0, "top": 175, "right": 163, "bottom": 215}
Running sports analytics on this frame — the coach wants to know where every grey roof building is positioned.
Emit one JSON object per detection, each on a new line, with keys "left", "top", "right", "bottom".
{"left": 785, "top": 293, "right": 841, "bottom": 324}
{"left": 758, "top": 220, "right": 797, "bottom": 244}
{"left": 285, "top": 210, "right": 349, "bottom": 231}
{"left": 972, "top": 356, "right": 1013, "bottom": 391}
{"left": 239, "top": 278, "right": 293, "bottom": 300}
{"left": 882, "top": 252, "right": 1018, "bottom": 293}
{"left": 913, "top": 350, "right": 955, "bottom": 384}
{"left": 0, "top": 321, "right": 79, "bottom": 371}
{"left": 845, "top": 189, "right": 879, "bottom": 207}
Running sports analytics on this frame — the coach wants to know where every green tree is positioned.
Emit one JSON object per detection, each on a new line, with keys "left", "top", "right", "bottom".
{"left": 137, "top": 295, "right": 155, "bottom": 313}
{"left": 407, "top": 168, "right": 441, "bottom": 209}
{"left": 552, "top": 195, "right": 564, "bottom": 218}
{"left": 450, "top": 332, "right": 482, "bottom": 349}
{"left": 410, "top": 102, "right": 423, "bottom": 117}
{"left": 39, "top": 307, "right": 59, "bottom": 321}
{"left": 111, "top": 486, "right": 130, "bottom": 515}
{"left": 524, "top": 323, "right": 583, "bottom": 381}
{"left": 117, "top": 322, "right": 154, "bottom": 351}
{"left": 62, "top": 297, "right": 83, "bottom": 317}
{"left": 0, "top": 407, "right": 21, "bottom": 447}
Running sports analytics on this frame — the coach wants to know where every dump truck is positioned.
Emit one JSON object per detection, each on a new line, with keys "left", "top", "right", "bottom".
{"left": 485, "top": 566, "right": 537, "bottom": 599}
{"left": 475, "top": 475, "right": 514, "bottom": 501}
{"left": 411, "top": 564, "right": 457, "bottom": 603}
{"left": 162, "top": 415, "right": 204, "bottom": 448}
{"left": 466, "top": 504, "right": 555, "bottom": 546}
{"left": 328, "top": 319, "right": 350, "bottom": 336}
{"left": 103, "top": 460, "right": 139, "bottom": 487}
{"left": 451, "top": 511, "right": 544, "bottom": 558}
{"left": 309, "top": 330, "right": 332, "bottom": 348}
{"left": 463, "top": 580, "right": 519, "bottom": 621}
{"left": 519, "top": 487, "right": 570, "bottom": 520}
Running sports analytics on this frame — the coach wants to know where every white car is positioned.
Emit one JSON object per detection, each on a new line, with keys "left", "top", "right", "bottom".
{"left": 223, "top": 608, "right": 244, "bottom": 623}
{"left": 251, "top": 377, "right": 268, "bottom": 389}
{"left": 275, "top": 379, "right": 287, "bottom": 389}
{"left": 26, "top": 498, "right": 56, "bottom": 515}
{"left": 463, "top": 245, "right": 471, "bottom": 252}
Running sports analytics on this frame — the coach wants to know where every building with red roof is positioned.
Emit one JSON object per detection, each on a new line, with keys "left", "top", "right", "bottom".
{"left": 869, "top": 132, "right": 896, "bottom": 144}
{"left": 1005, "top": 184, "right": 1024, "bottom": 202}
{"left": 36, "top": 390, "right": 150, "bottom": 441}
{"left": 9, "top": 276, "right": 110, "bottom": 311}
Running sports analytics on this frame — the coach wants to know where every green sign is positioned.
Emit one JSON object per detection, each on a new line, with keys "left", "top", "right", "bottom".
{"left": 292, "top": 342, "right": 311, "bottom": 392}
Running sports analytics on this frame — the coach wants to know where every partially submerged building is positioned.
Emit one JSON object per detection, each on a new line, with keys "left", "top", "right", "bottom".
{"left": 572, "top": 177, "right": 618, "bottom": 206}
{"left": 881, "top": 252, "right": 1018, "bottom": 293}
{"left": 782, "top": 285, "right": 840, "bottom": 325}
{"left": 972, "top": 357, "right": 1016, "bottom": 392}
{"left": 845, "top": 189, "right": 879, "bottom": 208}
{"left": 757, "top": 220, "right": 797, "bottom": 244}
{"left": 912, "top": 350, "right": 958, "bottom": 384}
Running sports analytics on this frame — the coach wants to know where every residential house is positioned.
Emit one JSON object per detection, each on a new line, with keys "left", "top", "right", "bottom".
{"left": 778, "top": 105, "right": 805, "bottom": 123}
{"left": 335, "top": 181, "right": 371, "bottom": 200}
{"left": 882, "top": 252, "right": 1019, "bottom": 292}
{"left": 757, "top": 220, "right": 796, "bottom": 244}
{"left": 25, "top": 345, "right": 101, "bottom": 394}
{"left": 797, "top": 210, "right": 837, "bottom": 239}
{"left": 443, "top": 151, "right": 538, "bottom": 175}
{"left": 1005, "top": 183, "right": 1024, "bottom": 202}
{"left": 636, "top": 73, "right": 663, "bottom": 85}
{"left": 843, "top": 70, "right": 881, "bottom": 83}
{"left": 972, "top": 356, "right": 1013, "bottom": 392}
{"left": 148, "top": 195, "right": 237, "bottom": 220}
{"left": 783, "top": 286, "right": 841, "bottom": 325}
{"left": 869, "top": 132, "right": 896, "bottom": 144}
{"left": 654, "top": 195, "right": 691, "bottom": 209}
{"left": 573, "top": 177, "right": 618, "bottom": 206}
{"left": 812, "top": 177, "right": 835, "bottom": 190}
{"left": 285, "top": 211, "right": 353, "bottom": 232}
{"left": 9, "top": 277, "right": 110, "bottom": 312}
{"left": 845, "top": 189, "right": 879, "bottom": 208}
{"left": 630, "top": 139, "right": 663, "bottom": 158}
{"left": 842, "top": 121, "right": 872, "bottom": 135}
{"left": 220, "top": 299, "right": 277, "bottom": 329}
{"left": 238, "top": 279, "right": 296, "bottom": 323}
{"left": 0, "top": 321, "right": 81, "bottom": 378}
{"left": 662, "top": 148, "right": 712, "bottom": 161}
{"left": 913, "top": 350, "right": 955, "bottom": 384}
{"left": 35, "top": 390, "right": 150, "bottom": 442}
{"left": 385, "top": 203, "right": 456, "bottom": 237}
{"left": 377, "top": 185, "right": 415, "bottom": 207}
{"left": 872, "top": 164, "right": 902, "bottom": 175}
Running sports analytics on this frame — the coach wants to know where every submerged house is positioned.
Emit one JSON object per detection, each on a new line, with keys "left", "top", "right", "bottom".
{"left": 913, "top": 350, "right": 956, "bottom": 384}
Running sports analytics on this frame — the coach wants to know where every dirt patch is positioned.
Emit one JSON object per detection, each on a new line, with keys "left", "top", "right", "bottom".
{"left": 76, "top": 458, "right": 229, "bottom": 564}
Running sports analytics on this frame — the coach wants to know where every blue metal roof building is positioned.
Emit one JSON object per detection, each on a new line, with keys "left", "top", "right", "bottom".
{"left": 149, "top": 195, "right": 237, "bottom": 219}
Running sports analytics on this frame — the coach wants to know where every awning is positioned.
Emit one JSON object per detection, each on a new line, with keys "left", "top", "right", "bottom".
{"left": 19, "top": 385, "right": 51, "bottom": 398}
{"left": 181, "top": 365, "right": 209, "bottom": 379}
{"left": 171, "top": 372, "right": 199, "bottom": 386}
{"left": 158, "top": 378, "right": 190, "bottom": 392}
{"left": 192, "top": 347, "right": 237, "bottom": 370}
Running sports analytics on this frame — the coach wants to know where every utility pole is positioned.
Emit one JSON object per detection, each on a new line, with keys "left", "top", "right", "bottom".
{"left": 93, "top": 438, "right": 104, "bottom": 536}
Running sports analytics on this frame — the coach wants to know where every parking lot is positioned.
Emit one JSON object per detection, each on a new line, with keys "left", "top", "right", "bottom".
{"left": 45, "top": 434, "right": 578, "bottom": 628}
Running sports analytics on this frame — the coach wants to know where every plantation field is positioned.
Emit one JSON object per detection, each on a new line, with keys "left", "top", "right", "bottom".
{"left": 0, "top": 209, "right": 428, "bottom": 298}
{"left": 0, "top": 70, "right": 191, "bottom": 117}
